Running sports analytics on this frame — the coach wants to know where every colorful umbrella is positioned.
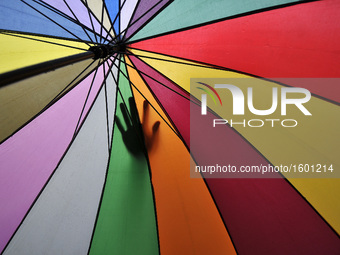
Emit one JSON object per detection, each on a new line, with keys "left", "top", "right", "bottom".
{"left": 0, "top": 0, "right": 339, "bottom": 254}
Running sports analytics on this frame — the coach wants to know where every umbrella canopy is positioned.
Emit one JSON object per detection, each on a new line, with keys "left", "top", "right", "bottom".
{"left": 0, "top": 1, "right": 339, "bottom": 255}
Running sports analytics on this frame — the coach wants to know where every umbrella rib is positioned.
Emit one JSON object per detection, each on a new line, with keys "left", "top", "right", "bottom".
{"left": 110, "top": 0, "right": 164, "bottom": 44}
{"left": 123, "top": 0, "right": 173, "bottom": 43}
{"left": 123, "top": 55, "right": 190, "bottom": 99}
{"left": 118, "top": 0, "right": 126, "bottom": 40}
{"left": 112, "top": 57, "right": 182, "bottom": 141}
{"left": 83, "top": 0, "right": 99, "bottom": 43}
{"left": 102, "top": 62, "right": 111, "bottom": 151}
{"left": 81, "top": 0, "right": 117, "bottom": 44}
{"left": 119, "top": 0, "right": 160, "bottom": 43}
{"left": 60, "top": 0, "right": 97, "bottom": 44}
{"left": 0, "top": 52, "right": 96, "bottom": 89}
{"left": 99, "top": 0, "right": 106, "bottom": 44}
{"left": 118, "top": 0, "right": 141, "bottom": 41}
{"left": 71, "top": 55, "right": 114, "bottom": 142}
{"left": 97, "top": 0, "right": 118, "bottom": 44}
{"left": 36, "top": 0, "right": 112, "bottom": 44}
{"left": 100, "top": 0, "right": 116, "bottom": 39}
{"left": 71, "top": 57, "right": 115, "bottom": 140}
{"left": 128, "top": 47, "right": 277, "bottom": 76}
{"left": 0, "top": 29, "right": 95, "bottom": 45}
{"left": 72, "top": 60, "right": 102, "bottom": 139}
{"left": 126, "top": 50, "right": 227, "bottom": 71}
{"left": 123, "top": 0, "right": 167, "bottom": 43}
{"left": 123, "top": 52, "right": 202, "bottom": 107}
{"left": 35, "top": 0, "right": 78, "bottom": 21}
{"left": 128, "top": 47, "right": 261, "bottom": 77}
{"left": 81, "top": 0, "right": 114, "bottom": 44}
{"left": 79, "top": 0, "right": 115, "bottom": 43}
{"left": 102, "top": 0, "right": 127, "bottom": 43}
{"left": 21, "top": 0, "right": 92, "bottom": 47}
{"left": 0, "top": 58, "right": 98, "bottom": 145}
{"left": 127, "top": 0, "right": 316, "bottom": 44}
{"left": 33, "top": 0, "right": 102, "bottom": 44}
{"left": 125, "top": 57, "right": 201, "bottom": 108}
{"left": 102, "top": 54, "right": 120, "bottom": 153}
{"left": 35, "top": 0, "right": 97, "bottom": 43}
{"left": 0, "top": 31, "right": 88, "bottom": 52}
{"left": 41, "top": 59, "right": 99, "bottom": 113}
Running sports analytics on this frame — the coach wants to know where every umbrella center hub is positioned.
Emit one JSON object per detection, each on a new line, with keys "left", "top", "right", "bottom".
{"left": 89, "top": 43, "right": 126, "bottom": 59}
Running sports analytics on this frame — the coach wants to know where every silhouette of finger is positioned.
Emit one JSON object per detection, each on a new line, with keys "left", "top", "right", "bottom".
{"left": 120, "top": 102, "right": 131, "bottom": 128}
{"left": 152, "top": 121, "right": 160, "bottom": 133}
{"left": 128, "top": 97, "right": 139, "bottom": 126}
{"left": 143, "top": 100, "right": 148, "bottom": 111}
{"left": 115, "top": 116, "right": 125, "bottom": 133}
{"left": 142, "top": 100, "right": 149, "bottom": 125}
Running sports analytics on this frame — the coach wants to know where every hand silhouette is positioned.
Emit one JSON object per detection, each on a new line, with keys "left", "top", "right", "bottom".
{"left": 115, "top": 97, "right": 160, "bottom": 157}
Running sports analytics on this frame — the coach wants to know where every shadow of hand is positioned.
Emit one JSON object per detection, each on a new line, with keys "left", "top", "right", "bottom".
{"left": 115, "top": 97, "right": 160, "bottom": 157}
{"left": 141, "top": 100, "right": 160, "bottom": 151}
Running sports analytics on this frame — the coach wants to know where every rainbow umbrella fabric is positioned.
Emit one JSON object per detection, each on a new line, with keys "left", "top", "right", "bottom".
{"left": 0, "top": 0, "right": 339, "bottom": 254}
